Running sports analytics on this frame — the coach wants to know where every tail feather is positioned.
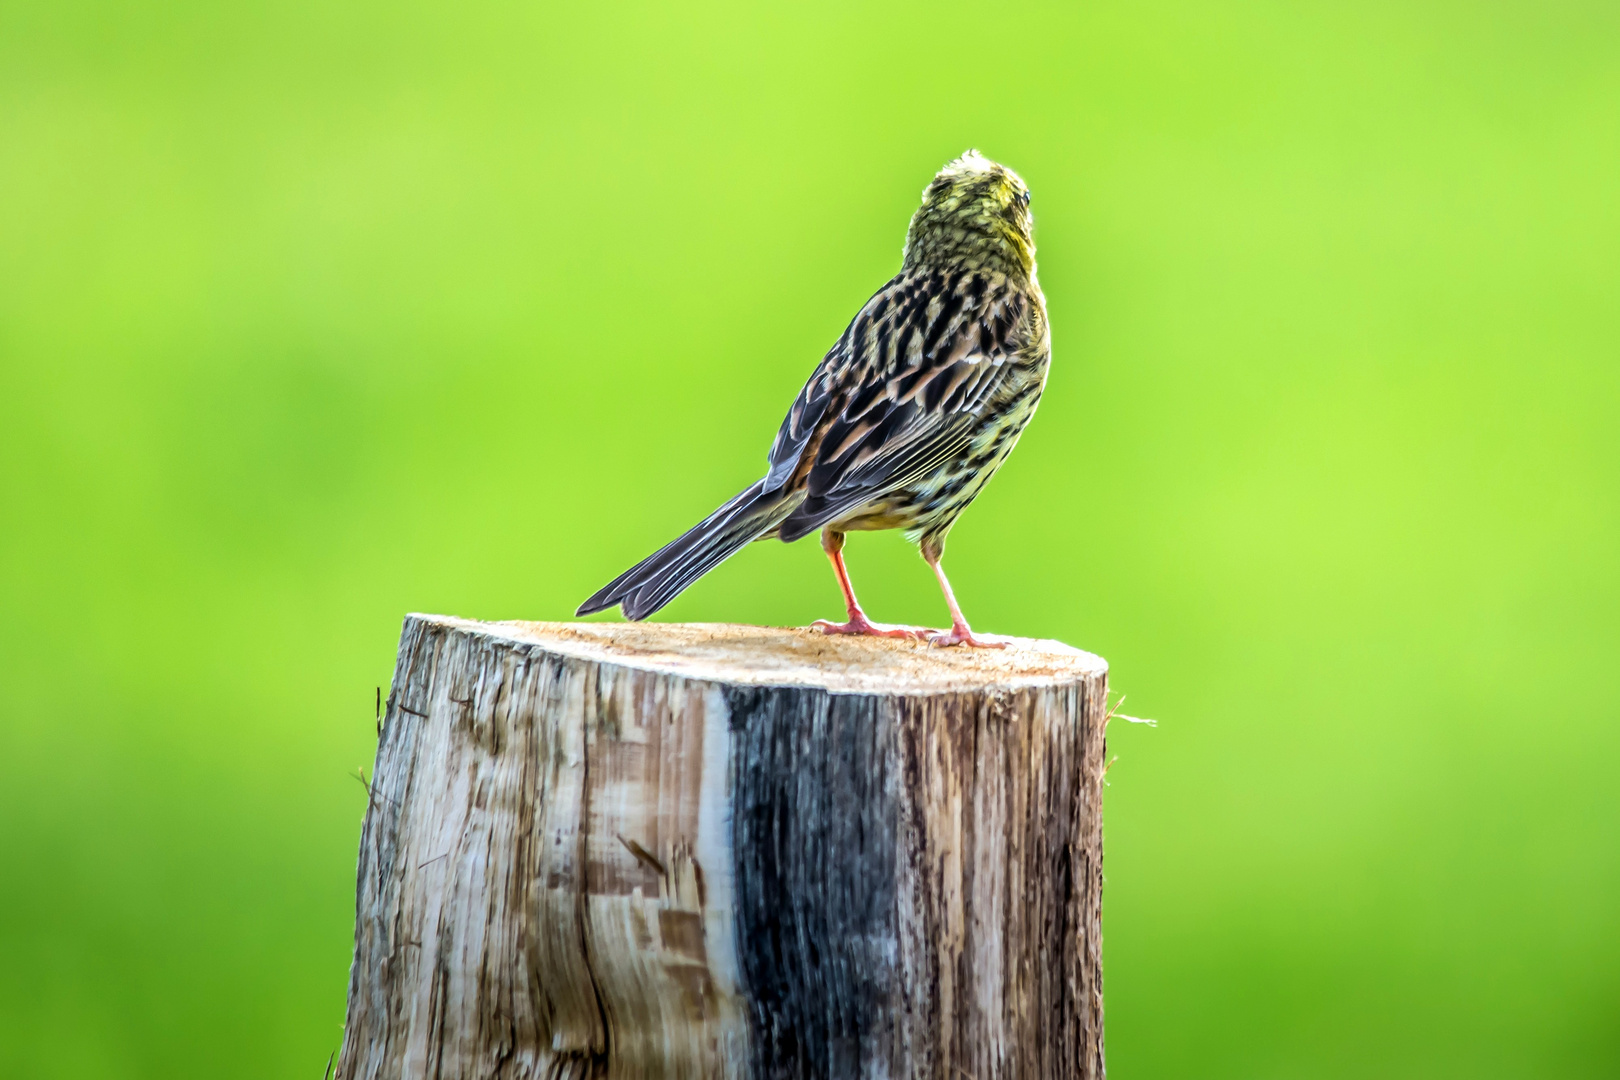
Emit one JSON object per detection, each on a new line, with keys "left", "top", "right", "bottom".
{"left": 576, "top": 481, "right": 800, "bottom": 620}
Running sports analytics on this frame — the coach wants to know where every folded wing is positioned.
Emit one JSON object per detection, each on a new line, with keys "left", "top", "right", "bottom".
{"left": 771, "top": 270, "right": 1031, "bottom": 542}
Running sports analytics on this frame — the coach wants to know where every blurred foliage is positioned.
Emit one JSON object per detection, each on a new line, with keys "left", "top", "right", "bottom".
{"left": 1, "top": 0, "right": 1617, "bottom": 1076}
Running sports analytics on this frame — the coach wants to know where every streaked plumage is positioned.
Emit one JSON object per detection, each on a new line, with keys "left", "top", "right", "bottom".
{"left": 579, "top": 150, "right": 1049, "bottom": 646}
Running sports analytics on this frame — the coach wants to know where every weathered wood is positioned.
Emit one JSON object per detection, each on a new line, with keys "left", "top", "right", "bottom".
{"left": 337, "top": 614, "right": 1108, "bottom": 1080}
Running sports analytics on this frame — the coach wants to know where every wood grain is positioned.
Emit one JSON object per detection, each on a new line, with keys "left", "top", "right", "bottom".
{"left": 337, "top": 614, "right": 1107, "bottom": 1080}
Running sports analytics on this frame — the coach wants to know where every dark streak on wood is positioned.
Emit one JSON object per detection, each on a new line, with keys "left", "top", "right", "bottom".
{"left": 729, "top": 686, "right": 899, "bottom": 1079}
{"left": 618, "top": 834, "right": 668, "bottom": 878}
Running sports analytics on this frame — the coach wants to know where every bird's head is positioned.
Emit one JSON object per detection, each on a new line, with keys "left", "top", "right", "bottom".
{"left": 902, "top": 150, "right": 1035, "bottom": 279}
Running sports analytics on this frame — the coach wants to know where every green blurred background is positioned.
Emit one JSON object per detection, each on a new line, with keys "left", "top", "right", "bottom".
{"left": 2, "top": 0, "right": 1616, "bottom": 1075}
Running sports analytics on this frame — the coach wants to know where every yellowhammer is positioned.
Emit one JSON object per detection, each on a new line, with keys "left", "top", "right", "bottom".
{"left": 579, "top": 150, "right": 1049, "bottom": 648}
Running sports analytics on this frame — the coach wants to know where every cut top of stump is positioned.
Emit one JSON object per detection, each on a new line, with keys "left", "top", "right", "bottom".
{"left": 414, "top": 614, "right": 1106, "bottom": 695}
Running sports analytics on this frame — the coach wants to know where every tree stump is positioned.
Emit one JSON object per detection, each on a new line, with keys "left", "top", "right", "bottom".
{"left": 337, "top": 614, "right": 1109, "bottom": 1080}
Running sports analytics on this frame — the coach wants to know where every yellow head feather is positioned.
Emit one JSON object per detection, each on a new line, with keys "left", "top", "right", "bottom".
{"left": 902, "top": 150, "right": 1035, "bottom": 278}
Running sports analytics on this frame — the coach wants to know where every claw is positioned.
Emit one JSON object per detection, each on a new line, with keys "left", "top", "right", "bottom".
{"left": 925, "top": 624, "right": 1008, "bottom": 649}
{"left": 812, "top": 615, "right": 931, "bottom": 640}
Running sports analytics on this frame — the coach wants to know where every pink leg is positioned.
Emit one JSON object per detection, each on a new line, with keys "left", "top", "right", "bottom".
{"left": 923, "top": 548, "right": 1006, "bottom": 649}
{"left": 812, "top": 530, "right": 929, "bottom": 640}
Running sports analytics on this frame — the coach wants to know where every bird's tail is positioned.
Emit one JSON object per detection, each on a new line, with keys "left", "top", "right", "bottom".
{"left": 576, "top": 480, "right": 801, "bottom": 621}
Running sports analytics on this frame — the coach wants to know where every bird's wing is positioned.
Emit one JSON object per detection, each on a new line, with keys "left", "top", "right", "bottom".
{"left": 765, "top": 268, "right": 1034, "bottom": 536}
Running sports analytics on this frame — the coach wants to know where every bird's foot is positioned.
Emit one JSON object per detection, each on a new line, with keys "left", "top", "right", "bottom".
{"left": 812, "top": 613, "right": 930, "bottom": 640}
{"left": 925, "top": 623, "right": 1008, "bottom": 649}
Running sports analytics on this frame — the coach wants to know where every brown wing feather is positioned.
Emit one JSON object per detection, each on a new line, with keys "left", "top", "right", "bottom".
{"left": 770, "top": 268, "right": 1031, "bottom": 541}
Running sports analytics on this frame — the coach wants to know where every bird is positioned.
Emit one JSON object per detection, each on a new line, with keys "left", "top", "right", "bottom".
{"left": 577, "top": 150, "right": 1050, "bottom": 647}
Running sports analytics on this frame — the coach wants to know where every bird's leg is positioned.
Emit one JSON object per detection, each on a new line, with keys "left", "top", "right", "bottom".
{"left": 921, "top": 540, "right": 1006, "bottom": 648}
{"left": 812, "top": 528, "right": 928, "bottom": 639}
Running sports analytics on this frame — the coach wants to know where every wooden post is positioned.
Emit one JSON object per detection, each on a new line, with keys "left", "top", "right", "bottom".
{"left": 337, "top": 614, "right": 1109, "bottom": 1080}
